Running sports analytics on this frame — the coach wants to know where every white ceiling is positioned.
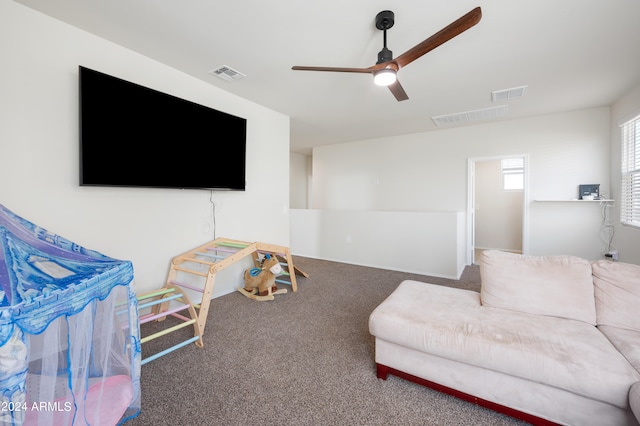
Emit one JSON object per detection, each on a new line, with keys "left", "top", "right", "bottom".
{"left": 15, "top": 0, "right": 640, "bottom": 154}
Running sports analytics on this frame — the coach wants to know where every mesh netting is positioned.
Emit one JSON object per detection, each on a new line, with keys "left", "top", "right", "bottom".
{"left": 0, "top": 204, "right": 140, "bottom": 425}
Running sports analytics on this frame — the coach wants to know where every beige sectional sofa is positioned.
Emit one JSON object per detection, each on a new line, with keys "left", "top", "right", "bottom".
{"left": 369, "top": 250, "right": 640, "bottom": 425}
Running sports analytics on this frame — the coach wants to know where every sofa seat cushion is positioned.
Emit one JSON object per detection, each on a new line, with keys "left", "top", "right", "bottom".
{"left": 479, "top": 250, "right": 596, "bottom": 324}
{"left": 593, "top": 260, "right": 640, "bottom": 332}
{"left": 369, "top": 280, "right": 640, "bottom": 409}
{"left": 598, "top": 325, "right": 640, "bottom": 373}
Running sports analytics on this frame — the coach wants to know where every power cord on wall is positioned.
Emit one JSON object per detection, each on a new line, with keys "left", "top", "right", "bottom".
{"left": 209, "top": 190, "right": 217, "bottom": 240}
{"left": 599, "top": 193, "right": 618, "bottom": 260}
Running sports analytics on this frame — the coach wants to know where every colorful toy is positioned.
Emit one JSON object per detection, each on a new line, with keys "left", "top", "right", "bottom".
{"left": 0, "top": 204, "right": 140, "bottom": 425}
{"left": 239, "top": 253, "right": 288, "bottom": 301}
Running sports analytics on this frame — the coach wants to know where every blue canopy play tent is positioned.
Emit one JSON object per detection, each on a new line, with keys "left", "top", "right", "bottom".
{"left": 0, "top": 204, "right": 140, "bottom": 425}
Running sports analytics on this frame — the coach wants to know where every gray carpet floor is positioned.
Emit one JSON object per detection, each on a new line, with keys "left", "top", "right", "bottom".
{"left": 129, "top": 256, "right": 527, "bottom": 426}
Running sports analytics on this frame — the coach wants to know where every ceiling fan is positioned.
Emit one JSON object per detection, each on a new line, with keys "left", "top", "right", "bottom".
{"left": 292, "top": 7, "right": 482, "bottom": 102}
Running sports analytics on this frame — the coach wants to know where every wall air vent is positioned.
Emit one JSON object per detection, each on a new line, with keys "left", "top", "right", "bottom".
{"left": 491, "top": 85, "right": 528, "bottom": 102}
{"left": 432, "top": 105, "right": 508, "bottom": 126}
{"left": 208, "top": 65, "right": 246, "bottom": 82}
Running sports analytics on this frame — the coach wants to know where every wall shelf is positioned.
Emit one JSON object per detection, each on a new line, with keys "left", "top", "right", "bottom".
{"left": 534, "top": 199, "right": 614, "bottom": 203}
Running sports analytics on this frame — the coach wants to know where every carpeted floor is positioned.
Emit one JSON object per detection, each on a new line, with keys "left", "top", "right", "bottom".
{"left": 129, "top": 257, "right": 527, "bottom": 426}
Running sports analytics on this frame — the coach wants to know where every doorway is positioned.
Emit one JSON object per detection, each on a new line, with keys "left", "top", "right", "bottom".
{"left": 467, "top": 155, "right": 529, "bottom": 265}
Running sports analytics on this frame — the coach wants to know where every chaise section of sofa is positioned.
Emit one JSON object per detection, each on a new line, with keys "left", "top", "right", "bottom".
{"left": 593, "top": 258, "right": 640, "bottom": 425}
{"left": 369, "top": 250, "right": 640, "bottom": 426}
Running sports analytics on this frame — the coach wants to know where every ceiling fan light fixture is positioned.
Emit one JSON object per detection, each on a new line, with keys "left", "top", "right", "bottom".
{"left": 374, "top": 69, "right": 397, "bottom": 86}
{"left": 292, "top": 7, "right": 482, "bottom": 101}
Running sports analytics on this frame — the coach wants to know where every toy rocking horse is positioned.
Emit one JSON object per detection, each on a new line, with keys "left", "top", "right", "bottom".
{"left": 237, "top": 253, "right": 288, "bottom": 301}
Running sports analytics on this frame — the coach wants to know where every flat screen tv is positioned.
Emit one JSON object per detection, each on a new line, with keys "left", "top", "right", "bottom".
{"left": 79, "top": 66, "right": 246, "bottom": 190}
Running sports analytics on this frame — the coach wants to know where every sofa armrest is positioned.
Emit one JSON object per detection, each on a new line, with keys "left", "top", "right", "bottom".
{"left": 631, "top": 382, "right": 640, "bottom": 423}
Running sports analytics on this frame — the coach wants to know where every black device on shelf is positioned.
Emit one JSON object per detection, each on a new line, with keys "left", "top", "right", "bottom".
{"left": 579, "top": 184, "right": 600, "bottom": 200}
{"left": 79, "top": 66, "right": 247, "bottom": 191}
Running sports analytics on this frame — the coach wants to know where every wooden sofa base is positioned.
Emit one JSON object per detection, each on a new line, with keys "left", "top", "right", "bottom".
{"left": 376, "top": 363, "right": 559, "bottom": 426}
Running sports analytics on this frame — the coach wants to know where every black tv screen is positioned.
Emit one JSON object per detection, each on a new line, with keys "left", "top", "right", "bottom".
{"left": 79, "top": 66, "right": 246, "bottom": 190}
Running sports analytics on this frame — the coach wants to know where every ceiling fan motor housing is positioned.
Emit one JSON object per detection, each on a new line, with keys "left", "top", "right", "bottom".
{"left": 377, "top": 47, "right": 393, "bottom": 64}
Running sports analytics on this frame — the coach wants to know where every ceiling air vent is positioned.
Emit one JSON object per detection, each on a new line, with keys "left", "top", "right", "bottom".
{"left": 208, "top": 65, "right": 246, "bottom": 82}
{"left": 432, "top": 105, "right": 508, "bottom": 126}
{"left": 491, "top": 85, "right": 528, "bottom": 102}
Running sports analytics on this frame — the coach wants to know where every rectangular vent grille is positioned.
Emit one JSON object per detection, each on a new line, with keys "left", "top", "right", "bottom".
{"left": 492, "top": 85, "right": 528, "bottom": 102}
{"left": 208, "top": 65, "right": 246, "bottom": 82}
{"left": 432, "top": 105, "right": 508, "bottom": 126}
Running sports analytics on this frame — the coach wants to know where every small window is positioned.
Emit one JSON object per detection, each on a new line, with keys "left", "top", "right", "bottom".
{"left": 621, "top": 114, "right": 640, "bottom": 228}
{"left": 502, "top": 158, "right": 524, "bottom": 190}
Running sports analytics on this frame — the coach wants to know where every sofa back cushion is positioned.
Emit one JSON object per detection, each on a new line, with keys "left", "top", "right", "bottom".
{"left": 593, "top": 259, "right": 640, "bottom": 331}
{"left": 480, "top": 250, "right": 596, "bottom": 324}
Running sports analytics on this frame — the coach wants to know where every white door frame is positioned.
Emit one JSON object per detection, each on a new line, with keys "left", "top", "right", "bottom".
{"left": 466, "top": 154, "right": 530, "bottom": 265}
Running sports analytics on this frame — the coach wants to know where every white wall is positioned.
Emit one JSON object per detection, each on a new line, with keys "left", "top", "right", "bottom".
{"left": 0, "top": 1, "right": 291, "bottom": 298}
{"left": 304, "top": 108, "right": 611, "bottom": 266}
{"left": 475, "top": 159, "right": 523, "bottom": 252}
{"left": 610, "top": 83, "right": 640, "bottom": 265}
{"left": 290, "top": 209, "right": 466, "bottom": 278}
{"left": 290, "top": 152, "right": 311, "bottom": 209}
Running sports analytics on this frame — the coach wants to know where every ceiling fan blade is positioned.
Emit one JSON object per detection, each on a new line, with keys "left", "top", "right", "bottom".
{"left": 388, "top": 80, "right": 409, "bottom": 102}
{"left": 292, "top": 65, "right": 373, "bottom": 74}
{"left": 394, "top": 7, "right": 482, "bottom": 69}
